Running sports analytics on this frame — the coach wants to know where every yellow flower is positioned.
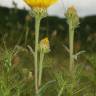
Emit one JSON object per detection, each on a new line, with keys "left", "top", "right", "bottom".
{"left": 39, "top": 37, "right": 50, "bottom": 53}
{"left": 24, "top": 0, "right": 58, "bottom": 8}
{"left": 41, "top": 37, "right": 49, "bottom": 45}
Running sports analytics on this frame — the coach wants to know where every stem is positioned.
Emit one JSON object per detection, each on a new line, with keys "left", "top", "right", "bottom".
{"left": 69, "top": 25, "right": 75, "bottom": 73}
{"left": 27, "top": 45, "right": 34, "bottom": 56}
{"left": 38, "top": 51, "right": 44, "bottom": 87}
{"left": 25, "top": 21, "right": 29, "bottom": 45}
{"left": 34, "top": 15, "right": 41, "bottom": 95}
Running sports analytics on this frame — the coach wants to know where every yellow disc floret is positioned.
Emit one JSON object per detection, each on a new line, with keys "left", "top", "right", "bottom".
{"left": 41, "top": 37, "right": 49, "bottom": 45}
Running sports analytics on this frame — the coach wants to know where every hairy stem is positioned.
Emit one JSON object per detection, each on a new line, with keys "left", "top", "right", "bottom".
{"left": 35, "top": 15, "right": 41, "bottom": 95}
{"left": 38, "top": 51, "right": 44, "bottom": 87}
{"left": 69, "top": 25, "right": 75, "bottom": 73}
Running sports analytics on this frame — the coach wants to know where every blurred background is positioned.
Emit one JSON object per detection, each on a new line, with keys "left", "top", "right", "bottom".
{"left": 0, "top": 0, "right": 96, "bottom": 51}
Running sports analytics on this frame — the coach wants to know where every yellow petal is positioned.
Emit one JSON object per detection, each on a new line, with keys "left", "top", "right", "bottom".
{"left": 24, "top": 0, "right": 58, "bottom": 8}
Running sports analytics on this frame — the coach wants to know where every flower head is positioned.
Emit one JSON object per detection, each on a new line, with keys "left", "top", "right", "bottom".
{"left": 65, "top": 6, "right": 79, "bottom": 28}
{"left": 39, "top": 37, "right": 50, "bottom": 53}
{"left": 24, "top": 0, "right": 58, "bottom": 8}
